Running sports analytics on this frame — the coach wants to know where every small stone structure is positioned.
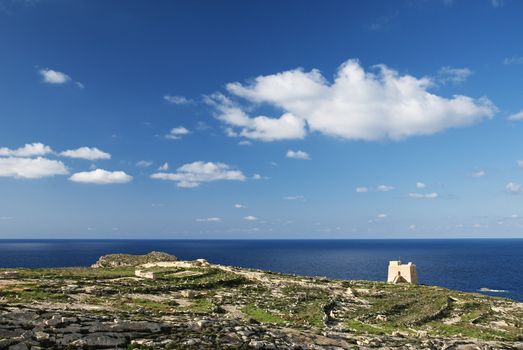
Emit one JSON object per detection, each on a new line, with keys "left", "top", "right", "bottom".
{"left": 387, "top": 260, "right": 418, "bottom": 284}
{"left": 135, "top": 269, "right": 155, "bottom": 280}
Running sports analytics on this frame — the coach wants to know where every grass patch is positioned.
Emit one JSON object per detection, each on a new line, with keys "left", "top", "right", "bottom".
{"left": 243, "top": 304, "right": 286, "bottom": 324}
{"left": 1, "top": 288, "right": 69, "bottom": 302}
{"left": 13, "top": 267, "right": 136, "bottom": 280}
{"left": 427, "top": 322, "right": 515, "bottom": 341}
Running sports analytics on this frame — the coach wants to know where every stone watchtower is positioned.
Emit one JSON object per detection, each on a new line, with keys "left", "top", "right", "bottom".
{"left": 387, "top": 260, "right": 418, "bottom": 285}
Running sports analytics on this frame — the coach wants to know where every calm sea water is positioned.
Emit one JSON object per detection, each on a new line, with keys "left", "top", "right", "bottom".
{"left": 0, "top": 239, "right": 521, "bottom": 302}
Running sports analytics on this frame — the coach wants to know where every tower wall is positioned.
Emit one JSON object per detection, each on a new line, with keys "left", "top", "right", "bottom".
{"left": 387, "top": 261, "right": 418, "bottom": 284}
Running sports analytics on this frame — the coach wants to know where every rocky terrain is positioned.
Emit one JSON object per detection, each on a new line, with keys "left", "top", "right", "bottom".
{"left": 0, "top": 252, "right": 521, "bottom": 349}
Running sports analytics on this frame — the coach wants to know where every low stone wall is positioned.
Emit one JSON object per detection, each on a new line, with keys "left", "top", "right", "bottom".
{"left": 141, "top": 259, "right": 209, "bottom": 269}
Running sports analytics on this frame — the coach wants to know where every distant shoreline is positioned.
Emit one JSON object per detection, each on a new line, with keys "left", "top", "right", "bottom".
{"left": 1, "top": 237, "right": 523, "bottom": 241}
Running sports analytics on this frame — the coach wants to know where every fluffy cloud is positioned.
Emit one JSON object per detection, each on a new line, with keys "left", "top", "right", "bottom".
{"left": 166, "top": 127, "right": 190, "bottom": 140}
{"left": 437, "top": 66, "right": 472, "bottom": 84}
{"left": 0, "top": 157, "right": 68, "bottom": 179}
{"left": 196, "top": 217, "right": 222, "bottom": 222}
{"left": 286, "top": 150, "right": 310, "bottom": 160}
{"left": 60, "top": 147, "right": 111, "bottom": 160}
{"left": 206, "top": 93, "right": 306, "bottom": 141}
{"left": 163, "top": 95, "right": 192, "bottom": 105}
{"left": 508, "top": 110, "right": 523, "bottom": 121}
{"left": 212, "top": 59, "right": 496, "bottom": 142}
{"left": 0, "top": 143, "right": 52, "bottom": 157}
{"left": 408, "top": 192, "right": 439, "bottom": 199}
{"left": 416, "top": 182, "right": 426, "bottom": 189}
{"left": 376, "top": 185, "right": 395, "bottom": 192}
{"left": 39, "top": 68, "right": 71, "bottom": 84}
{"left": 355, "top": 186, "right": 369, "bottom": 193}
{"left": 506, "top": 182, "right": 522, "bottom": 194}
{"left": 150, "top": 161, "right": 246, "bottom": 188}
{"left": 158, "top": 162, "right": 169, "bottom": 171}
{"left": 69, "top": 169, "right": 133, "bottom": 184}
{"left": 243, "top": 215, "right": 258, "bottom": 221}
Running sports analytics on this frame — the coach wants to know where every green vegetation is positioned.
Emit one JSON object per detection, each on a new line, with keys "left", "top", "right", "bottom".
{"left": 243, "top": 304, "right": 286, "bottom": 324}
{"left": 126, "top": 298, "right": 177, "bottom": 312}
{"left": 7, "top": 266, "right": 136, "bottom": 280}
{"left": 0, "top": 285, "right": 70, "bottom": 303}
{"left": 184, "top": 297, "right": 213, "bottom": 313}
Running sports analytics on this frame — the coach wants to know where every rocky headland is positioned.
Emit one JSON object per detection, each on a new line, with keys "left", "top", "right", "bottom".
{"left": 0, "top": 252, "right": 521, "bottom": 349}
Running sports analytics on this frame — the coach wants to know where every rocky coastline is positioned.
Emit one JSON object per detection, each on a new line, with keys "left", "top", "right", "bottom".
{"left": 0, "top": 252, "right": 521, "bottom": 349}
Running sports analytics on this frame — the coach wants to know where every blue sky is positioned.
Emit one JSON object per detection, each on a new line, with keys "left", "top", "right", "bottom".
{"left": 1, "top": 0, "right": 523, "bottom": 238}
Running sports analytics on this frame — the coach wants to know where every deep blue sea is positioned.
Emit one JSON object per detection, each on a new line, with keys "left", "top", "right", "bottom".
{"left": 0, "top": 239, "right": 521, "bottom": 302}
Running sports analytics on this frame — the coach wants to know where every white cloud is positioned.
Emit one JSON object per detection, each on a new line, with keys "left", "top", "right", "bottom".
{"left": 252, "top": 173, "right": 267, "bottom": 180}
{"left": 244, "top": 215, "right": 258, "bottom": 221}
{"left": 409, "top": 224, "right": 417, "bottom": 230}
{"left": 286, "top": 150, "right": 310, "bottom": 160}
{"left": 212, "top": 59, "right": 496, "bottom": 142}
{"left": 60, "top": 147, "right": 111, "bottom": 160}
{"left": 158, "top": 162, "right": 169, "bottom": 171}
{"left": 376, "top": 185, "right": 395, "bottom": 192}
{"left": 163, "top": 95, "right": 192, "bottom": 105}
{"left": 377, "top": 213, "right": 387, "bottom": 219}
{"left": 284, "top": 195, "right": 306, "bottom": 201}
{"left": 69, "top": 169, "right": 133, "bottom": 184}
{"left": 491, "top": 0, "right": 504, "bottom": 7}
{"left": 472, "top": 170, "right": 486, "bottom": 177}
{"left": 508, "top": 110, "right": 523, "bottom": 121}
{"left": 205, "top": 93, "right": 307, "bottom": 141}
{"left": 136, "top": 160, "right": 153, "bottom": 168}
{"left": 416, "top": 182, "right": 426, "bottom": 189}
{"left": 0, "top": 157, "right": 68, "bottom": 179}
{"left": 437, "top": 66, "right": 472, "bottom": 84}
{"left": 238, "top": 140, "right": 252, "bottom": 146}
{"left": 517, "top": 160, "right": 523, "bottom": 168}
{"left": 506, "top": 182, "right": 523, "bottom": 194}
{"left": 234, "top": 204, "right": 246, "bottom": 208}
{"left": 166, "top": 126, "right": 190, "bottom": 140}
{"left": 196, "top": 217, "right": 222, "bottom": 222}
{"left": 150, "top": 161, "right": 246, "bottom": 188}
{"left": 0, "top": 143, "right": 52, "bottom": 157}
{"left": 355, "top": 186, "right": 369, "bottom": 193}
{"left": 39, "top": 68, "right": 71, "bottom": 84}
{"left": 408, "top": 192, "right": 439, "bottom": 199}
{"left": 503, "top": 55, "right": 523, "bottom": 65}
